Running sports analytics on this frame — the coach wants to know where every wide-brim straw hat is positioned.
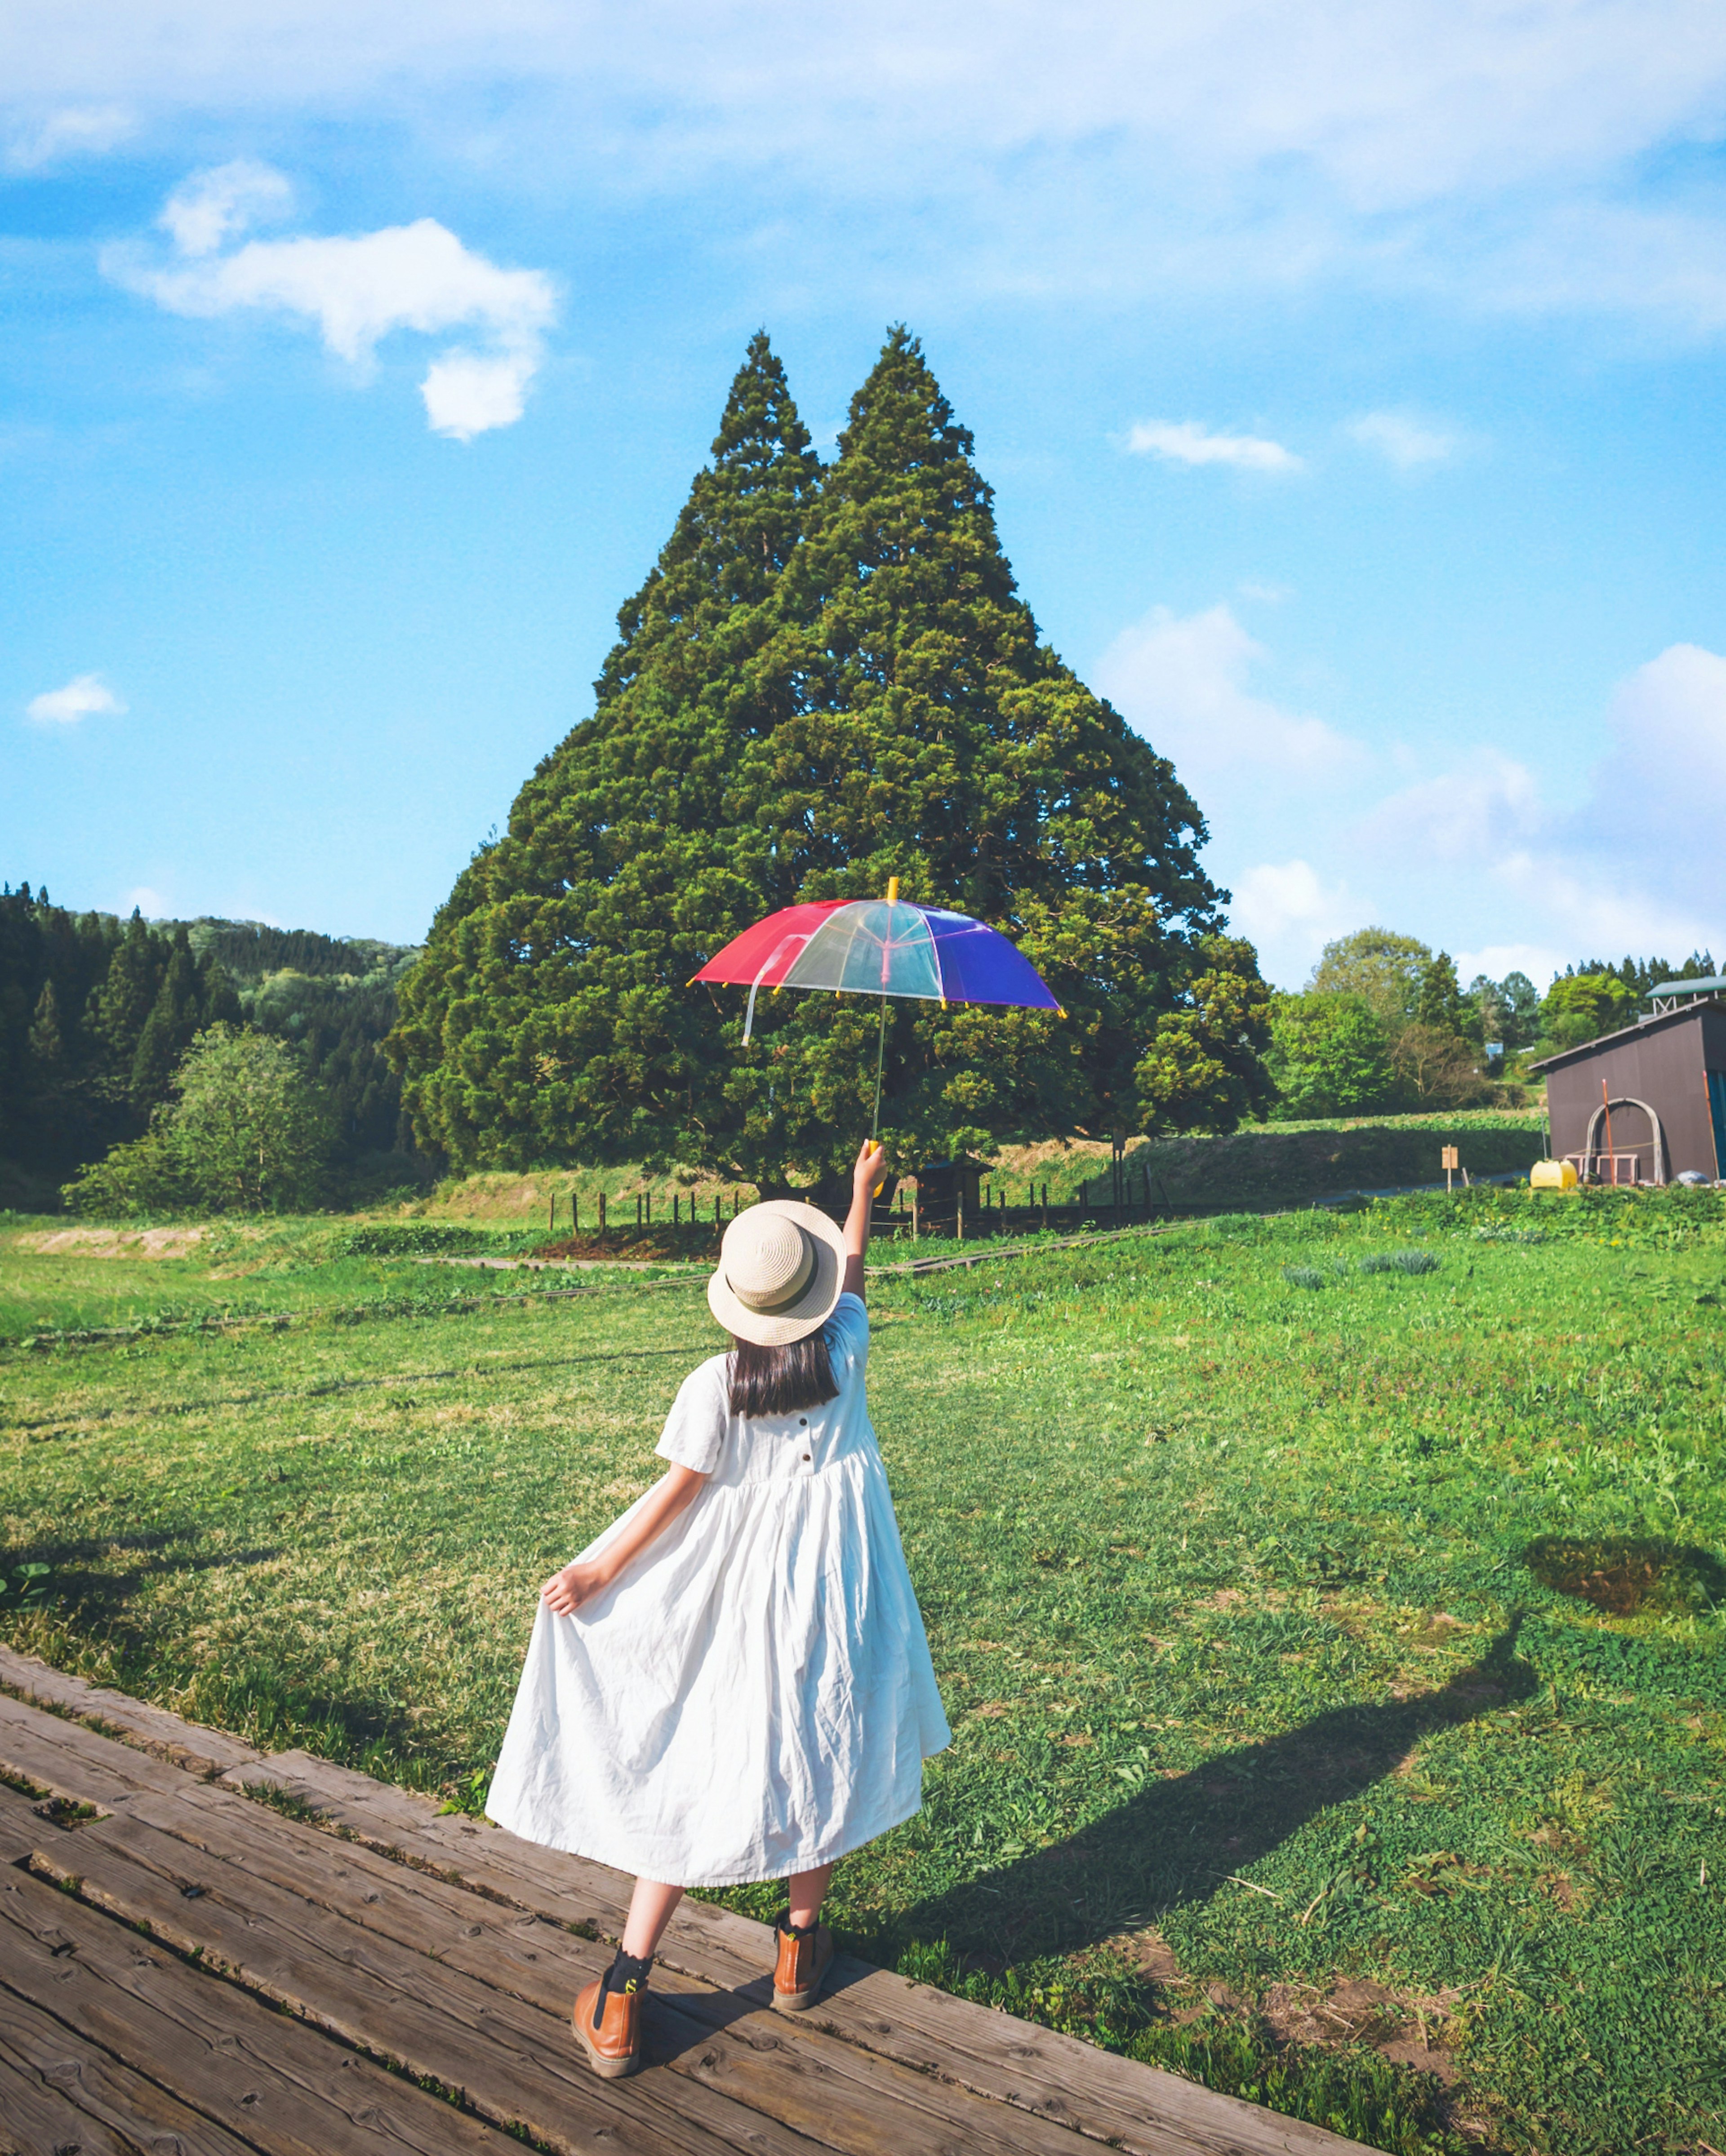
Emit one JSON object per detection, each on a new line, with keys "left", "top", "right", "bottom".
{"left": 707, "top": 1200, "right": 847, "bottom": 1347}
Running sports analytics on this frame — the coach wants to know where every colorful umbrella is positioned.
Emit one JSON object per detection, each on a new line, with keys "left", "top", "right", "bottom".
{"left": 691, "top": 881, "right": 1062, "bottom": 1133}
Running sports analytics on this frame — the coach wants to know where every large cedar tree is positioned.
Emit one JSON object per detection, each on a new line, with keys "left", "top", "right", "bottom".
{"left": 390, "top": 329, "right": 1263, "bottom": 1185}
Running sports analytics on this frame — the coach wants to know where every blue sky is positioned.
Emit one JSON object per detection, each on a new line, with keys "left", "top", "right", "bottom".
{"left": 5, "top": 2, "right": 1726, "bottom": 988}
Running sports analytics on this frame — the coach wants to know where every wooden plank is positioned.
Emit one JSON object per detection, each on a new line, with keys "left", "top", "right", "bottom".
{"left": 0, "top": 1858, "right": 524, "bottom": 2154}
{"left": 0, "top": 1644, "right": 263, "bottom": 1778}
{"left": 222, "top": 1756, "right": 1371, "bottom": 2156}
{"left": 0, "top": 2049, "right": 154, "bottom": 2156}
{"left": 133, "top": 1782, "right": 1120, "bottom": 2156}
{"left": 0, "top": 1691, "right": 190, "bottom": 1811}
{"left": 35, "top": 1806, "right": 828, "bottom": 2156}
{"left": 219, "top": 1749, "right": 770, "bottom": 1986}
{"left": 0, "top": 1983, "right": 259, "bottom": 2156}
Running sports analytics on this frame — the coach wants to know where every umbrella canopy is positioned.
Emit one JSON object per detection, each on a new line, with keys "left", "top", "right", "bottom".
{"left": 693, "top": 896, "right": 1060, "bottom": 1042}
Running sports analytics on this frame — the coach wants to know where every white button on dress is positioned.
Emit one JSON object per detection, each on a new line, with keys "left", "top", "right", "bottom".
{"left": 486, "top": 1294, "right": 951, "bottom": 1887}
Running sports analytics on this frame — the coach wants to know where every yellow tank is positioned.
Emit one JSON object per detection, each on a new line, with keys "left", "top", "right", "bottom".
{"left": 1530, "top": 1159, "right": 1579, "bottom": 1191}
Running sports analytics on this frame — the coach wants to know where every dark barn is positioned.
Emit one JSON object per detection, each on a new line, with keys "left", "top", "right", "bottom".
{"left": 1532, "top": 989, "right": 1726, "bottom": 1184}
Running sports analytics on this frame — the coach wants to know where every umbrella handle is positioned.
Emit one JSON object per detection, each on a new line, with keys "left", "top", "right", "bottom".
{"left": 871, "top": 992, "right": 887, "bottom": 1139}
{"left": 870, "top": 877, "right": 900, "bottom": 1138}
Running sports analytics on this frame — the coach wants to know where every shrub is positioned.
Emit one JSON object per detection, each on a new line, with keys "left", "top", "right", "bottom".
{"left": 63, "top": 1025, "right": 334, "bottom": 1216}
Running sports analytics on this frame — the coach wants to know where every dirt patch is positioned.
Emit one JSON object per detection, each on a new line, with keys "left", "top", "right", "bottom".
{"left": 21, "top": 1226, "right": 207, "bottom": 1259}
{"left": 1262, "top": 1975, "right": 1464, "bottom": 2084}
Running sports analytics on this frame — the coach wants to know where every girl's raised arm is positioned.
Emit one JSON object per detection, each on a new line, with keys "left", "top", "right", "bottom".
{"left": 843, "top": 1139, "right": 884, "bottom": 1303}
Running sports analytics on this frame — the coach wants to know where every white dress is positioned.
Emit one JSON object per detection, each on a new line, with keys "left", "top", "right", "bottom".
{"left": 485, "top": 1293, "right": 951, "bottom": 1887}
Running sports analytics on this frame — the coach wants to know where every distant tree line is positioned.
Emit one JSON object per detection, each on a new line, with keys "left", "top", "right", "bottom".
{"left": 1265, "top": 928, "right": 1717, "bottom": 1120}
{"left": 0, "top": 881, "right": 423, "bottom": 1208}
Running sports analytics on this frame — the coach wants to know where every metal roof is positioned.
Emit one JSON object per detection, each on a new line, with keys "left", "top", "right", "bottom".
{"left": 1646, "top": 975, "right": 1726, "bottom": 999}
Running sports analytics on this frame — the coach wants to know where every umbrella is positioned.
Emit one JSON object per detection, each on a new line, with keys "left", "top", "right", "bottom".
{"left": 691, "top": 880, "right": 1062, "bottom": 1133}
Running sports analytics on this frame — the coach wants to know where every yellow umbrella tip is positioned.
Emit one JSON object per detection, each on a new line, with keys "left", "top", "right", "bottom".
{"left": 886, "top": 876, "right": 899, "bottom": 904}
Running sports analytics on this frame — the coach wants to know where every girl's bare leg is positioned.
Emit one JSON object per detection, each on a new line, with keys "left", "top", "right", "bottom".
{"left": 788, "top": 1862, "right": 834, "bottom": 1930}
{"left": 621, "top": 1877, "right": 684, "bottom": 1958}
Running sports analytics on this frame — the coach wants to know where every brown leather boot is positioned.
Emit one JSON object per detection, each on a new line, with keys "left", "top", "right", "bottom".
{"left": 572, "top": 1956, "right": 648, "bottom": 2077}
{"left": 772, "top": 1918, "right": 834, "bottom": 2012}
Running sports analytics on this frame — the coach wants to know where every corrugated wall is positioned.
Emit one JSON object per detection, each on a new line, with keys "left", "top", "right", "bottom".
{"left": 1544, "top": 1008, "right": 1721, "bottom": 1181}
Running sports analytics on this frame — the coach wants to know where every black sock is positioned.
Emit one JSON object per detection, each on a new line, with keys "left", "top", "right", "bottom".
{"left": 779, "top": 1913, "right": 819, "bottom": 1939}
{"left": 592, "top": 1947, "right": 652, "bottom": 2025}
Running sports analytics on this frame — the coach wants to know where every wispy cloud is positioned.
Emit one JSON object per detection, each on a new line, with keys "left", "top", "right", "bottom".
{"left": 5, "top": 103, "right": 132, "bottom": 171}
{"left": 159, "top": 159, "right": 294, "bottom": 257}
{"left": 1125, "top": 420, "right": 1302, "bottom": 473}
{"left": 108, "top": 164, "right": 559, "bottom": 441}
{"left": 11, "top": 4, "right": 1726, "bottom": 320}
{"left": 1348, "top": 411, "right": 1460, "bottom": 468}
{"left": 1095, "top": 602, "right": 1354, "bottom": 777}
{"left": 26, "top": 672, "right": 126, "bottom": 725}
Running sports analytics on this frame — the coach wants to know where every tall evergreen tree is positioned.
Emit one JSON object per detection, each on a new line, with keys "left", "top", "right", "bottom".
{"left": 129, "top": 929, "right": 202, "bottom": 1110}
{"left": 90, "top": 911, "right": 167, "bottom": 1096}
{"left": 391, "top": 328, "right": 1253, "bottom": 1188}
{"left": 389, "top": 331, "right": 823, "bottom": 1175}
{"left": 738, "top": 326, "right": 1230, "bottom": 1164}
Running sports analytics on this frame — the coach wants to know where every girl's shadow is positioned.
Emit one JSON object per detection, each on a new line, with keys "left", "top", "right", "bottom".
{"left": 900, "top": 1617, "right": 1535, "bottom": 1968}
{"left": 641, "top": 1622, "right": 1533, "bottom": 2058}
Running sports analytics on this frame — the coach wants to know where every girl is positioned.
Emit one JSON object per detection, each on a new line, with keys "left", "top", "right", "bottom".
{"left": 485, "top": 1139, "right": 951, "bottom": 2079}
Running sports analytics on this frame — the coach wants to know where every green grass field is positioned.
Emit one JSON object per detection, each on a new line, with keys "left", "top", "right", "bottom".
{"left": 3, "top": 1187, "right": 1723, "bottom": 2155}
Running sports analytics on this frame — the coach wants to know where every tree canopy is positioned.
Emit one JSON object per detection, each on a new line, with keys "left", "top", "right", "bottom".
{"left": 391, "top": 328, "right": 1251, "bottom": 1188}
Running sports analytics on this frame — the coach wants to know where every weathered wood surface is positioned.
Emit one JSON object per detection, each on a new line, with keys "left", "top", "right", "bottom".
{"left": 0, "top": 1655, "right": 1378, "bottom": 2156}
{"left": 0, "top": 1978, "right": 260, "bottom": 2156}
{"left": 0, "top": 1801, "right": 520, "bottom": 2155}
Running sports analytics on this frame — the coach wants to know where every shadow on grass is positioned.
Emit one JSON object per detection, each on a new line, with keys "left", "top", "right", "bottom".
{"left": 1522, "top": 1535, "right": 1725, "bottom": 1617}
{"left": 3, "top": 1531, "right": 280, "bottom": 1624}
{"left": 903, "top": 1619, "right": 1535, "bottom": 1969}
{"left": 0, "top": 1534, "right": 440, "bottom": 1787}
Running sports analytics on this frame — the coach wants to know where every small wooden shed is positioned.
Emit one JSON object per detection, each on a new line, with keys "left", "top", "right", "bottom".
{"left": 1530, "top": 988, "right": 1726, "bottom": 1184}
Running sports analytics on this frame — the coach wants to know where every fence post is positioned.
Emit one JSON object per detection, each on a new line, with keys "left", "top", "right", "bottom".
{"left": 636, "top": 1194, "right": 642, "bottom": 1226}
{"left": 956, "top": 1190, "right": 965, "bottom": 1242}
{"left": 911, "top": 1182, "right": 919, "bottom": 1240}
{"left": 572, "top": 1193, "right": 579, "bottom": 1232}
{"left": 599, "top": 1192, "right": 606, "bottom": 1231}
{"left": 673, "top": 1194, "right": 679, "bottom": 1224}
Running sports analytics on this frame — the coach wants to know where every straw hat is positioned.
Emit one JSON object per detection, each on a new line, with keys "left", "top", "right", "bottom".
{"left": 707, "top": 1200, "right": 847, "bottom": 1347}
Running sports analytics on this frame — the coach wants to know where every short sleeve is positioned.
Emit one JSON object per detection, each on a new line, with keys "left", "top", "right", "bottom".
{"left": 828, "top": 1291, "right": 869, "bottom": 1376}
{"left": 654, "top": 1361, "right": 728, "bottom": 1474}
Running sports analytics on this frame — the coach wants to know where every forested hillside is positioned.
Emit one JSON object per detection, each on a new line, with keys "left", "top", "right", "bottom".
{"left": 0, "top": 881, "right": 420, "bottom": 1204}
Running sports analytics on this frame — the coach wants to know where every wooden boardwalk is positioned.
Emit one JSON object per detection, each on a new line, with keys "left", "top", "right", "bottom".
{"left": 0, "top": 1650, "right": 1371, "bottom": 2156}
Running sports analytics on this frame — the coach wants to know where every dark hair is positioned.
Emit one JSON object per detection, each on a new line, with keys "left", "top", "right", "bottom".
{"left": 728, "top": 1325, "right": 840, "bottom": 1419}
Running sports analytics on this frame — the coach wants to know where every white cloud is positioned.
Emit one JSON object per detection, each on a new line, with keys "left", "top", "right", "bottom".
{"left": 1348, "top": 411, "right": 1460, "bottom": 468}
{"left": 5, "top": 102, "right": 132, "bottom": 169}
{"left": 1124, "top": 420, "right": 1301, "bottom": 473}
{"left": 1350, "top": 648, "right": 1726, "bottom": 962}
{"left": 118, "top": 885, "right": 168, "bottom": 918}
{"left": 26, "top": 672, "right": 126, "bottom": 724}
{"left": 1361, "top": 750, "right": 1543, "bottom": 863}
{"left": 110, "top": 167, "right": 558, "bottom": 439}
{"left": 1453, "top": 943, "right": 1569, "bottom": 990}
{"left": 10, "top": 3, "right": 1726, "bottom": 319}
{"left": 420, "top": 348, "right": 537, "bottom": 440}
{"left": 1095, "top": 602, "right": 1356, "bottom": 779}
{"left": 159, "top": 159, "right": 294, "bottom": 257}
{"left": 1232, "top": 860, "right": 1361, "bottom": 986}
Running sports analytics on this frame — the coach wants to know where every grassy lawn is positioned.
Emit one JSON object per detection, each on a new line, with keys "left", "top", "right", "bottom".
{"left": 3, "top": 1188, "right": 1723, "bottom": 2154}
